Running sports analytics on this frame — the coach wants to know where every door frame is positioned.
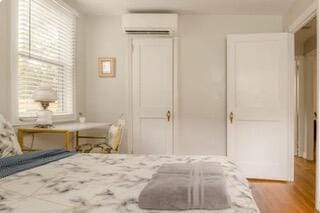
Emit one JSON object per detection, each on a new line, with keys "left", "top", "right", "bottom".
{"left": 287, "top": 0, "right": 318, "bottom": 210}
{"left": 126, "top": 35, "right": 179, "bottom": 154}
{"left": 295, "top": 56, "right": 305, "bottom": 158}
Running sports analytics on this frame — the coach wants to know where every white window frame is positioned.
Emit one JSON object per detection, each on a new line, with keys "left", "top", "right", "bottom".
{"left": 10, "top": 0, "right": 78, "bottom": 125}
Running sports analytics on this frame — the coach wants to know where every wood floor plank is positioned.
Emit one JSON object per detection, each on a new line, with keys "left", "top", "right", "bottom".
{"left": 249, "top": 157, "right": 315, "bottom": 213}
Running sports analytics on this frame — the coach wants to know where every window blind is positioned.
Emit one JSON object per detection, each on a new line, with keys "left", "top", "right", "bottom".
{"left": 17, "top": 0, "right": 76, "bottom": 118}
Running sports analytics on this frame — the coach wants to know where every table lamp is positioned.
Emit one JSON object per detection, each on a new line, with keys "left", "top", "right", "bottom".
{"left": 32, "top": 84, "right": 57, "bottom": 128}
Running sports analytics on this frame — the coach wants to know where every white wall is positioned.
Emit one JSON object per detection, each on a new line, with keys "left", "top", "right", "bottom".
{"left": 84, "top": 16, "right": 128, "bottom": 153}
{"left": 304, "top": 50, "right": 317, "bottom": 160}
{"left": 176, "top": 15, "right": 283, "bottom": 155}
{"left": 305, "top": 35, "right": 317, "bottom": 54}
{"left": 295, "top": 39, "right": 305, "bottom": 56}
{"left": 83, "top": 15, "right": 283, "bottom": 155}
{"left": 0, "top": 0, "right": 10, "bottom": 119}
{"left": 0, "top": 2, "right": 285, "bottom": 154}
{"left": 296, "top": 51, "right": 317, "bottom": 161}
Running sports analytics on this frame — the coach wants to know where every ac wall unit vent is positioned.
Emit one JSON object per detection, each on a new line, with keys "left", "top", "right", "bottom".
{"left": 125, "top": 30, "right": 171, "bottom": 35}
{"left": 122, "top": 14, "right": 178, "bottom": 35}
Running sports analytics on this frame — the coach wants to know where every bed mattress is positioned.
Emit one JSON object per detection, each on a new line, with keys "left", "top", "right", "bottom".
{"left": 0, "top": 154, "right": 259, "bottom": 212}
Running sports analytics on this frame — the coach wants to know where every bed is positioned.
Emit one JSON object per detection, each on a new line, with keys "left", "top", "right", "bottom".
{"left": 0, "top": 153, "right": 259, "bottom": 212}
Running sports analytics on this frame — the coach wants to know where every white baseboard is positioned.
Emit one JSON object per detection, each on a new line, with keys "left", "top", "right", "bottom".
{"left": 303, "top": 151, "right": 307, "bottom": 159}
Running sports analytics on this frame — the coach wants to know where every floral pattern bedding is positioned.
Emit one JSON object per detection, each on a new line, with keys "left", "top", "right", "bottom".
{"left": 0, "top": 114, "right": 22, "bottom": 159}
{"left": 0, "top": 154, "right": 259, "bottom": 213}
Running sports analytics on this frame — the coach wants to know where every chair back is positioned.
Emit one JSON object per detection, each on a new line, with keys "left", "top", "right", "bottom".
{"left": 106, "top": 117, "right": 126, "bottom": 152}
{"left": 115, "top": 119, "right": 125, "bottom": 152}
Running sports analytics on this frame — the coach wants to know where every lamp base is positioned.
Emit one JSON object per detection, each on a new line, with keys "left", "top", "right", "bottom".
{"left": 36, "top": 109, "right": 54, "bottom": 128}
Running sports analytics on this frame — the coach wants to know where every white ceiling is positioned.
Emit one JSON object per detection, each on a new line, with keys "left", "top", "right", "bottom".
{"left": 75, "top": 0, "right": 296, "bottom": 16}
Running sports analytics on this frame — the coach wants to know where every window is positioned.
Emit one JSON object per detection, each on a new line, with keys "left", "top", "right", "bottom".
{"left": 17, "top": 0, "right": 76, "bottom": 119}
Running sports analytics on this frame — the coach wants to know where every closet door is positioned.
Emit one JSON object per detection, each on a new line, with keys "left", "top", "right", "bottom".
{"left": 132, "top": 38, "right": 173, "bottom": 154}
{"left": 227, "top": 33, "right": 294, "bottom": 180}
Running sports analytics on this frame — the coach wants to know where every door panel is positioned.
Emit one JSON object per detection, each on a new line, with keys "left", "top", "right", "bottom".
{"left": 132, "top": 38, "right": 173, "bottom": 154}
{"left": 227, "top": 33, "right": 292, "bottom": 180}
{"left": 137, "top": 119, "right": 169, "bottom": 154}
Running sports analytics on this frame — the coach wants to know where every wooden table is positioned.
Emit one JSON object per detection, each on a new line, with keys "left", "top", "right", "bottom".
{"left": 17, "top": 122, "right": 110, "bottom": 151}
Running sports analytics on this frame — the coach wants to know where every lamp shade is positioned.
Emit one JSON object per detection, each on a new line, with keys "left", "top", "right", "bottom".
{"left": 32, "top": 84, "right": 57, "bottom": 102}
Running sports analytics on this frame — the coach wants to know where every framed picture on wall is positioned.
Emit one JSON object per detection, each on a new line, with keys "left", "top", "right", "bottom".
{"left": 98, "top": 57, "right": 116, "bottom": 78}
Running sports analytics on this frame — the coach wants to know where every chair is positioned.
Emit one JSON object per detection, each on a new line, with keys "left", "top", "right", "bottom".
{"left": 76, "top": 119, "right": 125, "bottom": 154}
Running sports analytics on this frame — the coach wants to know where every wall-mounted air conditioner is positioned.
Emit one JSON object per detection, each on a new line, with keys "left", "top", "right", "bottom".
{"left": 121, "top": 13, "right": 178, "bottom": 35}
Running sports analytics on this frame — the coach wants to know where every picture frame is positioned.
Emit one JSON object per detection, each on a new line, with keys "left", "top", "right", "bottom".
{"left": 98, "top": 57, "right": 116, "bottom": 78}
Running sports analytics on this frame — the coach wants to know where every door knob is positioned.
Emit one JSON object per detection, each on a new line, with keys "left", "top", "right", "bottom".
{"left": 167, "top": 110, "right": 171, "bottom": 122}
{"left": 229, "top": 112, "right": 234, "bottom": 124}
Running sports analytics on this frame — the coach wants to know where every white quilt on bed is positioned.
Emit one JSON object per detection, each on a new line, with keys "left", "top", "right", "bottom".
{"left": 0, "top": 154, "right": 259, "bottom": 213}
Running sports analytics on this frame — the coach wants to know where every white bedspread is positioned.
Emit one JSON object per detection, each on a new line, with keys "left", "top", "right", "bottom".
{"left": 0, "top": 154, "right": 259, "bottom": 212}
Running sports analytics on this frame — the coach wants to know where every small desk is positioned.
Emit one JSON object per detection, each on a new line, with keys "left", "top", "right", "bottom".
{"left": 17, "top": 122, "right": 110, "bottom": 151}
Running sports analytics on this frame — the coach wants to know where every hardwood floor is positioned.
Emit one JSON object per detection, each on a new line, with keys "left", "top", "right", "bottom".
{"left": 249, "top": 157, "right": 316, "bottom": 213}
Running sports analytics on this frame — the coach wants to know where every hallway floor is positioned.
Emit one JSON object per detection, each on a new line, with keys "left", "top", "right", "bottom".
{"left": 249, "top": 157, "right": 316, "bottom": 213}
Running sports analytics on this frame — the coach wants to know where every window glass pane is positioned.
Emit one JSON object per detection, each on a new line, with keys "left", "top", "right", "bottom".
{"left": 17, "top": 0, "right": 75, "bottom": 118}
{"left": 18, "top": 55, "right": 73, "bottom": 117}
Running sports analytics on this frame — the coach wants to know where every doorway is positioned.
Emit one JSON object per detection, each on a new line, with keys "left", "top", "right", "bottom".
{"left": 294, "top": 16, "right": 317, "bottom": 210}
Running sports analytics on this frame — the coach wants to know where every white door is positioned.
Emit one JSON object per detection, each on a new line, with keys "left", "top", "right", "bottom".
{"left": 227, "top": 33, "right": 294, "bottom": 181}
{"left": 132, "top": 38, "right": 173, "bottom": 154}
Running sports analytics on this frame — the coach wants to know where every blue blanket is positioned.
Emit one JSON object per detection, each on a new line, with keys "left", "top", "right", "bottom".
{"left": 0, "top": 149, "right": 75, "bottom": 178}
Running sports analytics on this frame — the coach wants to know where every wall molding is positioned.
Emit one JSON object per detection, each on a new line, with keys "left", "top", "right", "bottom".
{"left": 288, "top": 0, "right": 317, "bottom": 33}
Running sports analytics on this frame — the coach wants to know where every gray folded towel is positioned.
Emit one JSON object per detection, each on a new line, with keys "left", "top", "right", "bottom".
{"left": 139, "top": 162, "right": 231, "bottom": 210}
{"left": 201, "top": 176, "right": 231, "bottom": 210}
{"left": 139, "top": 174, "right": 190, "bottom": 210}
{"left": 157, "top": 162, "right": 223, "bottom": 176}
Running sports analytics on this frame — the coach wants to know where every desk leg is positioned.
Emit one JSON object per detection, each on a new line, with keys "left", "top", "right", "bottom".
{"left": 75, "top": 131, "right": 79, "bottom": 148}
{"left": 17, "top": 130, "right": 24, "bottom": 150}
{"left": 65, "top": 131, "right": 71, "bottom": 151}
